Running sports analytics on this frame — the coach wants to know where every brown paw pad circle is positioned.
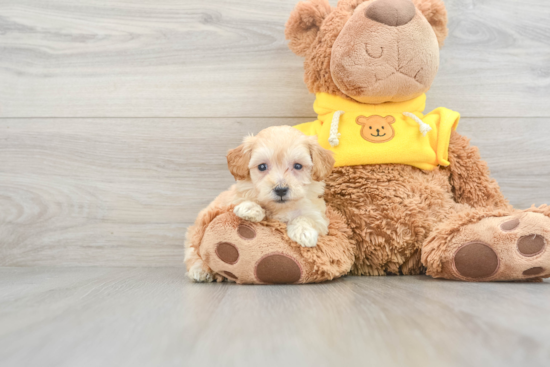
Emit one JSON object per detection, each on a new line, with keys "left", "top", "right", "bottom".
{"left": 255, "top": 254, "right": 302, "bottom": 284}
{"left": 237, "top": 224, "right": 256, "bottom": 240}
{"left": 517, "top": 234, "right": 546, "bottom": 257}
{"left": 523, "top": 267, "right": 544, "bottom": 276}
{"left": 453, "top": 242, "right": 499, "bottom": 279}
{"left": 500, "top": 218, "right": 520, "bottom": 231}
{"left": 215, "top": 242, "right": 239, "bottom": 264}
{"left": 222, "top": 271, "right": 238, "bottom": 280}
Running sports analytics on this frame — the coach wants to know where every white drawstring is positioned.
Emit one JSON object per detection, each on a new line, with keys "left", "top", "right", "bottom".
{"left": 328, "top": 110, "right": 344, "bottom": 147}
{"left": 403, "top": 112, "right": 432, "bottom": 136}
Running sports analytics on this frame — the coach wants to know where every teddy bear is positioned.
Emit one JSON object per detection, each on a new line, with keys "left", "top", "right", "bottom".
{"left": 184, "top": 0, "right": 550, "bottom": 284}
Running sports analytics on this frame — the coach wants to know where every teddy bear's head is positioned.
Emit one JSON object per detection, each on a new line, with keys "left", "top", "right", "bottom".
{"left": 285, "top": 0, "right": 448, "bottom": 104}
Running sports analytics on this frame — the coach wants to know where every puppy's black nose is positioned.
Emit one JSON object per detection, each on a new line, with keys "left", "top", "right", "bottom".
{"left": 274, "top": 187, "right": 289, "bottom": 197}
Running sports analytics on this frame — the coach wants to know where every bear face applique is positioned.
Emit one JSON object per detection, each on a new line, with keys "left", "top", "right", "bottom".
{"left": 356, "top": 115, "right": 396, "bottom": 143}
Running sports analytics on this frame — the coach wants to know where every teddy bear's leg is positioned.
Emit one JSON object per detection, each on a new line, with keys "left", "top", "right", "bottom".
{"left": 198, "top": 214, "right": 308, "bottom": 284}
{"left": 193, "top": 207, "right": 355, "bottom": 284}
{"left": 422, "top": 206, "right": 550, "bottom": 282}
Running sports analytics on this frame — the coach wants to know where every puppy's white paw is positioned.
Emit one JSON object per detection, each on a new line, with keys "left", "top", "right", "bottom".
{"left": 187, "top": 262, "right": 214, "bottom": 283}
{"left": 234, "top": 201, "right": 265, "bottom": 222}
{"left": 288, "top": 219, "right": 319, "bottom": 247}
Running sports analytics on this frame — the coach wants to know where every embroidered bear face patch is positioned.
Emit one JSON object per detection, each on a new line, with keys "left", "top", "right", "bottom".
{"left": 356, "top": 115, "right": 396, "bottom": 143}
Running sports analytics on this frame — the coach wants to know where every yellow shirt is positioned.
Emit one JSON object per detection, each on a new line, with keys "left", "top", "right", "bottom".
{"left": 294, "top": 93, "right": 460, "bottom": 170}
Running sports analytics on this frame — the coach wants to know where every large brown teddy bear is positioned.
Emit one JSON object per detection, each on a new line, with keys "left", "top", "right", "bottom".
{"left": 185, "top": 0, "right": 550, "bottom": 284}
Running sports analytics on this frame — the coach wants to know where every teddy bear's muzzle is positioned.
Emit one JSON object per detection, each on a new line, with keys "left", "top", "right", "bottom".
{"left": 365, "top": 0, "right": 416, "bottom": 27}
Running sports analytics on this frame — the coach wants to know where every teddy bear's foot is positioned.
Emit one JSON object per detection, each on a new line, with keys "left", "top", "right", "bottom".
{"left": 196, "top": 208, "right": 355, "bottom": 284}
{"left": 198, "top": 213, "right": 309, "bottom": 284}
{"left": 424, "top": 210, "right": 550, "bottom": 282}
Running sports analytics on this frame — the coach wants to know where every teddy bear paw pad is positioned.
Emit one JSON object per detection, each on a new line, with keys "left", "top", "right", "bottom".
{"left": 221, "top": 271, "right": 238, "bottom": 281}
{"left": 237, "top": 224, "right": 256, "bottom": 239}
{"left": 453, "top": 242, "right": 499, "bottom": 279}
{"left": 255, "top": 253, "right": 302, "bottom": 284}
{"left": 523, "top": 267, "right": 545, "bottom": 276}
{"left": 500, "top": 218, "right": 520, "bottom": 231}
{"left": 215, "top": 242, "right": 239, "bottom": 264}
{"left": 517, "top": 234, "right": 545, "bottom": 257}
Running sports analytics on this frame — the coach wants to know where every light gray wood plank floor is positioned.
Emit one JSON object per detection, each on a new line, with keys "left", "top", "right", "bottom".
{"left": 0, "top": 268, "right": 549, "bottom": 367}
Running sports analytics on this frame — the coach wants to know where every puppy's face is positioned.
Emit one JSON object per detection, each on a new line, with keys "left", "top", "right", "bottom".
{"left": 227, "top": 126, "right": 334, "bottom": 206}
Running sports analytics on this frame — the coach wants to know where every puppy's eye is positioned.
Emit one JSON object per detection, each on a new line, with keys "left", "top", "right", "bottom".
{"left": 294, "top": 163, "right": 303, "bottom": 170}
{"left": 382, "top": 126, "right": 384, "bottom": 129}
{"left": 258, "top": 164, "right": 267, "bottom": 171}
{"left": 369, "top": 126, "right": 372, "bottom": 129}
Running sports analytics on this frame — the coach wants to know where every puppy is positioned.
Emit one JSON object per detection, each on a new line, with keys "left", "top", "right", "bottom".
{"left": 184, "top": 125, "right": 334, "bottom": 282}
{"left": 228, "top": 125, "right": 335, "bottom": 247}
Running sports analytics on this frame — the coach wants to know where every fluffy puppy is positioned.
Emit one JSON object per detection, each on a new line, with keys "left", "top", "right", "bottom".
{"left": 228, "top": 125, "right": 335, "bottom": 247}
{"left": 184, "top": 126, "right": 334, "bottom": 282}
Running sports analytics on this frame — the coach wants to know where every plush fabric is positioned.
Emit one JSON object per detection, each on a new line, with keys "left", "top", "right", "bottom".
{"left": 330, "top": 1, "right": 440, "bottom": 104}
{"left": 423, "top": 207, "right": 550, "bottom": 282}
{"left": 187, "top": 0, "right": 550, "bottom": 284}
{"left": 294, "top": 93, "right": 460, "bottom": 169}
{"left": 189, "top": 205, "right": 355, "bottom": 284}
{"left": 285, "top": 0, "right": 448, "bottom": 103}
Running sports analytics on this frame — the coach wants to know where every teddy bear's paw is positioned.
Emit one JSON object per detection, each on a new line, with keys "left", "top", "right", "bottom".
{"left": 198, "top": 213, "right": 307, "bottom": 284}
{"left": 233, "top": 201, "right": 266, "bottom": 222}
{"left": 287, "top": 219, "right": 319, "bottom": 248}
{"left": 446, "top": 212, "right": 550, "bottom": 282}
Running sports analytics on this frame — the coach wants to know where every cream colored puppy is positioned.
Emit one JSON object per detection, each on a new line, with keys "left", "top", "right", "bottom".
{"left": 228, "top": 125, "right": 335, "bottom": 247}
{"left": 185, "top": 125, "right": 334, "bottom": 282}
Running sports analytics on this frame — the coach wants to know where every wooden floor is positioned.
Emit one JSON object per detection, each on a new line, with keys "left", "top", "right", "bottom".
{"left": 1, "top": 0, "right": 550, "bottom": 366}
{"left": 0, "top": 268, "right": 549, "bottom": 367}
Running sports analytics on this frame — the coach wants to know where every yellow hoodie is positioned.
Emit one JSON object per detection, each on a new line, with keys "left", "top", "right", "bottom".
{"left": 294, "top": 93, "right": 460, "bottom": 171}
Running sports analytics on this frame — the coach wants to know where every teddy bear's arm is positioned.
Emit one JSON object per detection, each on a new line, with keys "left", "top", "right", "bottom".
{"left": 447, "top": 130, "right": 511, "bottom": 210}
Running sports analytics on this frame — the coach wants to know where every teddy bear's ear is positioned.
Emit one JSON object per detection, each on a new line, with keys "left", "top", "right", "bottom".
{"left": 413, "top": 0, "right": 449, "bottom": 48}
{"left": 285, "top": 0, "right": 333, "bottom": 57}
{"left": 385, "top": 116, "right": 396, "bottom": 124}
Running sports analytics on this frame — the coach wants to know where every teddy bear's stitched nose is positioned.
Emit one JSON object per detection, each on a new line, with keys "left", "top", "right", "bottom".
{"left": 365, "top": 0, "right": 416, "bottom": 27}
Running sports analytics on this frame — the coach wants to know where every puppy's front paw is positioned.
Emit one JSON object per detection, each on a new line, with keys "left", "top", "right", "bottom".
{"left": 187, "top": 262, "right": 214, "bottom": 283}
{"left": 234, "top": 201, "right": 265, "bottom": 222}
{"left": 288, "top": 219, "right": 319, "bottom": 247}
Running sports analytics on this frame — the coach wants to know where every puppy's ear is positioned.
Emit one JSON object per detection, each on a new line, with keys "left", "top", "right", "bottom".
{"left": 227, "top": 136, "right": 253, "bottom": 181}
{"left": 309, "top": 137, "right": 335, "bottom": 181}
{"left": 285, "top": 0, "right": 332, "bottom": 57}
{"left": 413, "top": 0, "right": 448, "bottom": 48}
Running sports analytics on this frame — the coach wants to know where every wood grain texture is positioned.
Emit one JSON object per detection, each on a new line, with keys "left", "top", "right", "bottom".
{"left": 0, "top": 268, "right": 549, "bottom": 367}
{"left": 0, "top": 0, "right": 549, "bottom": 118}
{"left": 1, "top": 117, "right": 550, "bottom": 266}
